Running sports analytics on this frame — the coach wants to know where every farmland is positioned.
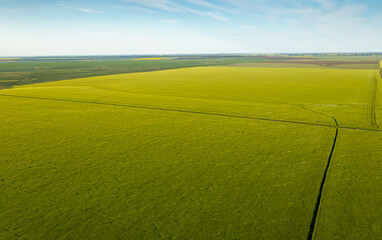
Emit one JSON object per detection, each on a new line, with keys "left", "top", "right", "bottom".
{"left": 0, "top": 55, "right": 381, "bottom": 239}
{"left": 0, "top": 56, "right": 272, "bottom": 89}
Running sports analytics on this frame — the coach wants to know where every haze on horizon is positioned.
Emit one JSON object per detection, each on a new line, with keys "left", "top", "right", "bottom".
{"left": 1, "top": 0, "right": 381, "bottom": 56}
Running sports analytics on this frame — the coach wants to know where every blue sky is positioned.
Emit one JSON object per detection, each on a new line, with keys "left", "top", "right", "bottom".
{"left": 1, "top": 0, "right": 381, "bottom": 56}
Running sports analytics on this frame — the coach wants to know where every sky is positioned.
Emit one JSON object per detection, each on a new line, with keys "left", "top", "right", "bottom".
{"left": 1, "top": 0, "right": 381, "bottom": 56}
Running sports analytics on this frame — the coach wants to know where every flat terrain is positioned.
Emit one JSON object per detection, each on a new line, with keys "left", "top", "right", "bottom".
{"left": 0, "top": 56, "right": 381, "bottom": 239}
{"left": 313, "top": 130, "right": 381, "bottom": 240}
{"left": 0, "top": 95, "right": 334, "bottom": 239}
{"left": 0, "top": 56, "right": 271, "bottom": 89}
{"left": 2, "top": 67, "right": 379, "bottom": 128}
{"left": 226, "top": 60, "right": 379, "bottom": 70}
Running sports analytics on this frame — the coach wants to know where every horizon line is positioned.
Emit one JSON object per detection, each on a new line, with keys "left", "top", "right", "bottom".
{"left": 2, "top": 52, "right": 382, "bottom": 58}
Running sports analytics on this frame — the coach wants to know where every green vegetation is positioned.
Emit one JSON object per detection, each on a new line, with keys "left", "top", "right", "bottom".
{"left": 313, "top": 130, "right": 381, "bottom": 240}
{"left": 0, "top": 95, "right": 334, "bottom": 239}
{"left": 226, "top": 60, "right": 379, "bottom": 70}
{"left": 0, "top": 56, "right": 270, "bottom": 88}
{"left": 2, "top": 67, "right": 378, "bottom": 129}
{"left": 0, "top": 55, "right": 381, "bottom": 239}
{"left": 0, "top": 80, "right": 18, "bottom": 82}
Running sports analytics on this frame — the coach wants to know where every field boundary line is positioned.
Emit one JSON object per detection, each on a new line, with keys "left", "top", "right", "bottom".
{"left": 368, "top": 71, "right": 378, "bottom": 128}
{"left": 0, "top": 226, "right": 29, "bottom": 240}
{"left": 91, "top": 86, "right": 351, "bottom": 124}
{"left": 1, "top": 93, "right": 382, "bottom": 133}
{"left": 0, "top": 94, "right": 338, "bottom": 128}
{"left": 295, "top": 104, "right": 338, "bottom": 127}
{"left": 307, "top": 118, "right": 339, "bottom": 240}
{"left": 291, "top": 102, "right": 340, "bottom": 240}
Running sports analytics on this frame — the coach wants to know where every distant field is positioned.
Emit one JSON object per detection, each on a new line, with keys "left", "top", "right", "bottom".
{"left": 133, "top": 57, "right": 172, "bottom": 60}
{"left": 1, "top": 55, "right": 379, "bottom": 89}
{"left": 0, "top": 80, "right": 18, "bottom": 82}
{"left": 227, "top": 60, "right": 379, "bottom": 70}
{"left": 0, "top": 57, "right": 381, "bottom": 239}
{"left": 0, "top": 56, "right": 272, "bottom": 88}
{"left": 0, "top": 58, "right": 21, "bottom": 61}
{"left": 3, "top": 67, "right": 379, "bottom": 129}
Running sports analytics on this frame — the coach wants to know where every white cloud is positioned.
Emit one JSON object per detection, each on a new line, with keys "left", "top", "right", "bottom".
{"left": 242, "top": 25, "right": 256, "bottom": 30}
{"left": 185, "top": 0, "right": 226, "bottom": 12}
{"left": 123, "top": 0, "right": 183, "bottom": 12}
{"left": 56, "top": 2, "right": 101, "bottom": 14}
{"left": 204, "top": 12, "right": 229, "bottom": 21}
{"left": 140, "top": 28, "right": 156, "bottom": 33}
{"left": 78, "top": 8, "right": 100, "bottom": 13}
{"left": 265, "top": 16, "right": 278, "bottom": 22}
{"left": 319, "top": 4, "right": 367, "bottom": 22}
{"left": 3, "top": 0, "right": 381, "bottom": 55}
{"left": 123, "top": 0, "right": 229, "bottom": 21}
{"left": 313, "top": 0, "right": 337, "bottom": 9}
{"left": 216, "top": 28, "right": 228, "bottom": 32}
{"left": 162, "top": 19, "right": 179, "bottom": 24}
{"left": 221, "top": 0, "right": 370, "bottom": 27}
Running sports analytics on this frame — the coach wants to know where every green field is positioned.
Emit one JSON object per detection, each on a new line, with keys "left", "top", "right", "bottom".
{"left": 0, "top": 56, "right": 271, "bottom": 88}
{"left": 313, "top": 130, "right": 381, "bottom": 240}
{"left": 0, "top": 57, "right": 381, "bottom": 239}
{"left": 2, "top": 67, "right": 379, "bottom": 129}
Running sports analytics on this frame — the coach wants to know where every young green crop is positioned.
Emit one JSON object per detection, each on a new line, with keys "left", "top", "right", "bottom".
{"left": 0, "top": 57, "right": 271, "bottom": 87}
{"left": 3, "top": 67, "right": 378, "bottom": 129}
{"left": 0, "top": 95, "right": 334, "bottom": 239}
{"left": 0, "top": 65, "right": 380, "bottom": 239}
{"left": 313, "top": 130, "right": 381, "bottom": 240}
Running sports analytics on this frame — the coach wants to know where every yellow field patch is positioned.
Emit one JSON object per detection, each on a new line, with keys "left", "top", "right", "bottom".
{"left": 0, "top": 58, "right": 20, "bottom": 61}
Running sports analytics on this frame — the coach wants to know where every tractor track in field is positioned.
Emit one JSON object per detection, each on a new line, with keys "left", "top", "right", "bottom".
{"left": 1, "top": 93, "right": 382, "bottom": 133}
{"left": 0, "top": 226, "right": 29, "bottom": 240}
{"left": 0, "top": 92, "right": 377, "bottom": 240}
{"left": 0, "top": 93, "right": 343, "bottom": 240}
{"left": 368, "top": 71, "right": 378, "bottom": 128}
{"left": 307, "top": 116, "right": 339, "bottom": 240}
{"left": 1, "top": 181, "right": 188, "bottom": 240}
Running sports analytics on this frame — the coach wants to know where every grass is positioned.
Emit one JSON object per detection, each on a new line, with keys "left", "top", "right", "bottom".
{"left": 313, "top": 130, "right": 381, "bottom": 239}
{"left": 0, "top": 95, "right": 334, "bottom": 239}
{"left": 133, "top": 57, "right": 171, "bottom": 60}
{"left": 0, "top": 80, "right": 18, "bottom": 82}
{"left": 0, "top": 59, "right": 381, "bottom": 239}
{"left": 3, "top": 67, "right": 378, "bottom": 129}
{"left": 225, "top": 62, "right": 331, "bottom": 69}
{"left": 225, "top": 61, "right": 379, "bottom": 70}
{"left": 0, "top": 57, "right": 271, "bottom": 88}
